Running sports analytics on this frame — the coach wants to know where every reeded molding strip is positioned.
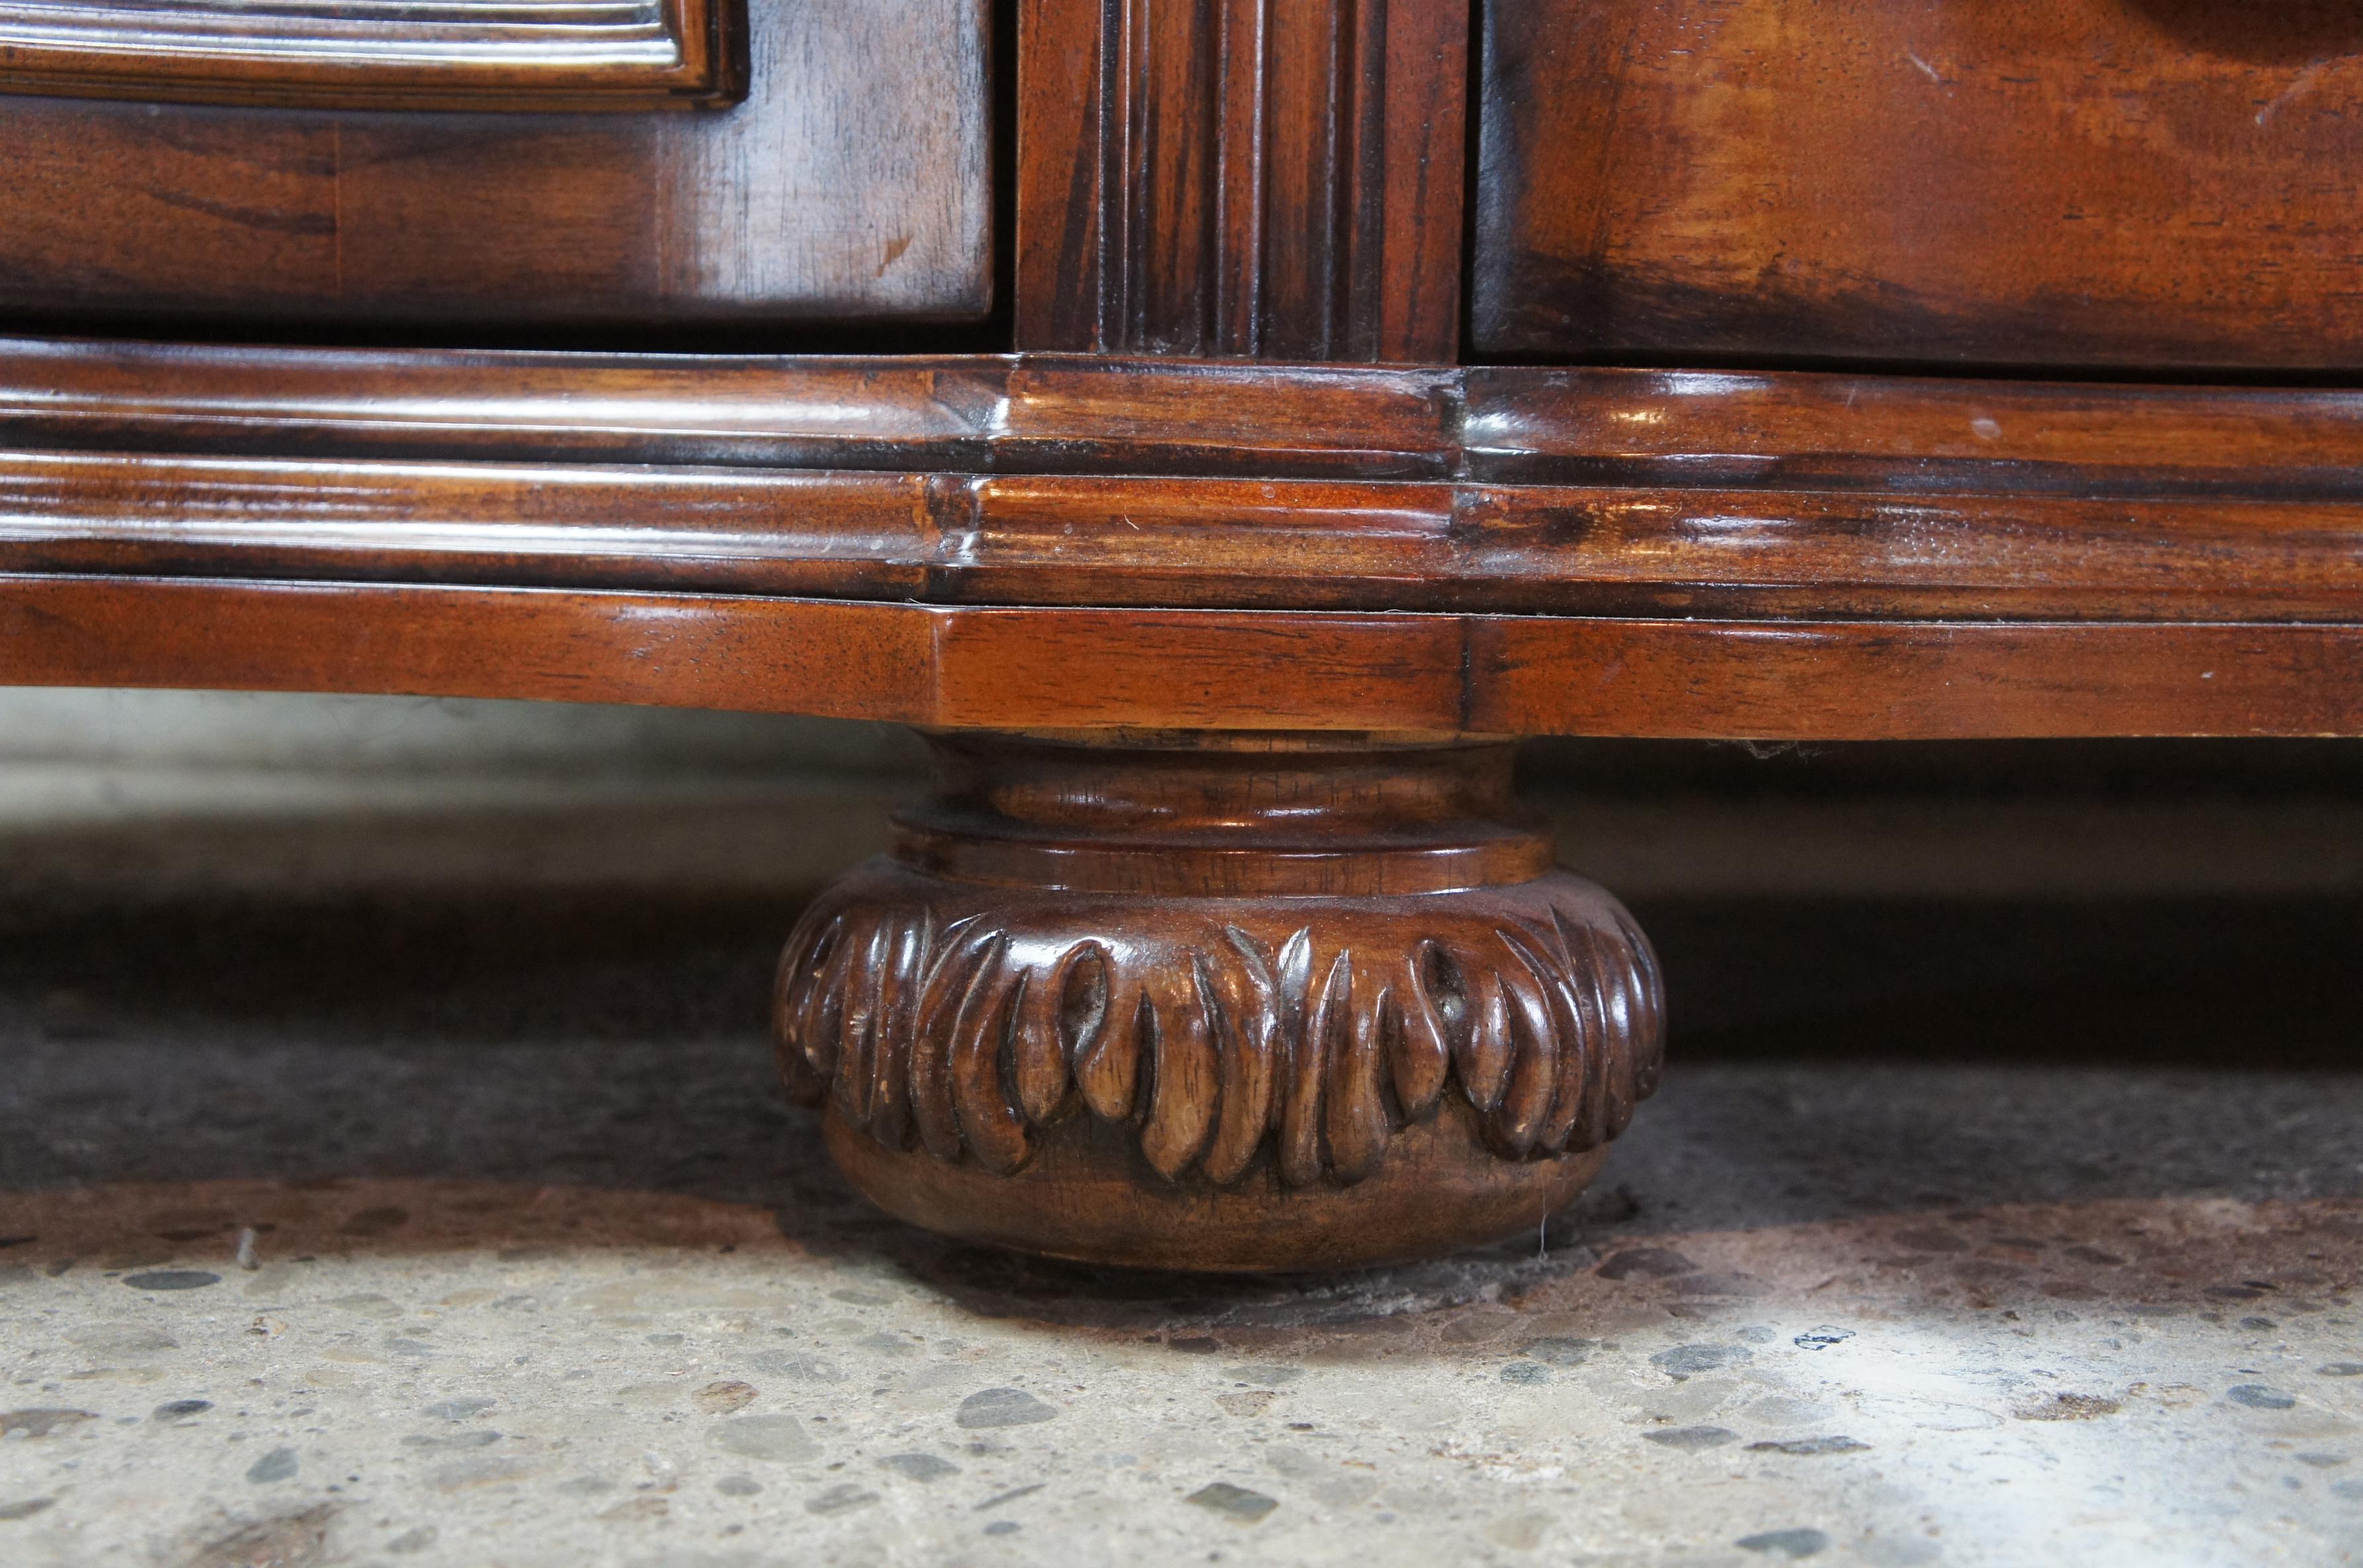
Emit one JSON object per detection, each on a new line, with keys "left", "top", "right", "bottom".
{"left": 1015, "top": 0, "right": 1468, "bottom": 361}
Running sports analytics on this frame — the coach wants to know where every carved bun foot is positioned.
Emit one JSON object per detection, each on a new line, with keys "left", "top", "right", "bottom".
{"left": 772, "top": 732, "right": 1665, "bottom": 1273}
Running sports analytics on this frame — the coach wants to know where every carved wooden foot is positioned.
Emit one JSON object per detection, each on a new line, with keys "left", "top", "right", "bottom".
{"left": 772, "top": 733, "right": 1664, "bottom": 1271}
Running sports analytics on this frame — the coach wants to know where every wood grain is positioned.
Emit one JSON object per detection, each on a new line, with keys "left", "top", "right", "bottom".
{"left": 1016, "top": 0, "right": 1466, "bottom": 362}
{"left": 14, "top": 575, "right": 2363, "bottom": 739}
{"left": 21, "top": 452, "right": 2363, "bottom": 622}
{"left": 34, "top": 340, "right": 2363, "bottom": 491}
{"left": 774, "top": 732, "right": 1658, "bottom": 1269}
{"left": 0, "top": 0, "right": 741, "bottom": 111}
{"left": 15, "top": 343, "right": 2363, "bottom": 736}
{"left": 16, "top": 348, "right": 2363, "bottom": 622}
{"left": 0, "top": 341, "right": 1456, "bottom": 477}
{"left": 827, "top": 1110, "right": 1609, "bottom": 1271}
{"left": 0, "top": 0, "right": 988, "bottom": 325}
{"left": 1464, "top": 368, "right": 2363, "bottom": 497}
{"left": 1475, "top": 0, "right": 2363, "bottom": 368}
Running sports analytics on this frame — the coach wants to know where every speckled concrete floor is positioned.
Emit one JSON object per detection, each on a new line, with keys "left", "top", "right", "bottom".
{"left": 2, "top": 888, "right": 2360, "bottom": 1568}
{"left": 7, "top": 689, "right": 2363, "bottom": 1568}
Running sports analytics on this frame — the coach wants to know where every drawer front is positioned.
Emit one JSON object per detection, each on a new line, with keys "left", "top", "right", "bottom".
{"left": 0, "top": 0, "right": 989, "bottom": 327}
{"left": 1475, "top": 0, "right": 2363, "bottom": 369}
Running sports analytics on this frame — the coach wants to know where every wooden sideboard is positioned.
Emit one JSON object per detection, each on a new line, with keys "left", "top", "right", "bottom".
{"left": 5, "top": 0, "right": 2358, "bottom": 1269}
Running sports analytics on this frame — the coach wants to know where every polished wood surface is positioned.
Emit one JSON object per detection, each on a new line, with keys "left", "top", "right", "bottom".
{"left": 0, "top": 0, "right": 987, "bottom": 326}
{"left": 30, "top": 338, "right": 2363, "bottom": 490}
{"left": 24, "top": 449, "right": 2363, "bottom": 622}
{"left": 776, "top": 734, "right": 1660, "bottom": 1269}
{"left": 0, "top": 0, "right": 742, "bottom": 111}
{"left": 1017, "top": 0, "right": 1466, "bottom": 361}
{"left": 1476, "top": 0, "right": 2363, "bottom": 368}
{"left": 12, "top": 344, "right": 2363, "bottom": 736}
{"left": 14, "top": 577, "right": 2363, "bottom": 740}
{"left": 827, "top": 1107, "right": 1609, "bottom": 1272}
{"left": 0, "top": 341, "right": 1458, "bottom": 477}
{"left": 897, "top": 733, "right": 1557, "bottom": 895}
{"left": 1464, "top": 367, "right": 2363, "bottom": 495}
{"left": 12, "top": 346, "right": 2363, "bottom": 624}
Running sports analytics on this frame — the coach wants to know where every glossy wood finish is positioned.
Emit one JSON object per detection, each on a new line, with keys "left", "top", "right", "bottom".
{"left": 32, "top": 338, "right": 2363, "bottom": 490}
{"left": 1462, "top": 368, "right": 2363, "bottom": 497}
{"left": 0, "top": 0, "right": 741, "bottom": 111}
{"left": 1016, "top": 0, "right": 1466, "bottom": 361}
{"left": 829, "top": 1106, "right": 1609, "bottom": 1271}
{"left": 26, "top": 450, "right": 2363, "bottom": 623}
{"left": 774, "top": 733, "right": 1660, "bottom": 1270}
{"left": 1475, "top": 0, "right": 2363, "bottom": 368}
{"left": 0, "top": 341, "right": 1458, "bottom": 477}
{"left": 0, "top": 0, "right": 987, "bottom": 326}
{"left": 897, "top": 733, "right": 1557, "bottom": 894}
{"left": 17, "top": 577, "right": 2363, "bottom": 740}
{"left": 13, "top": 345, "right": 2363, "bottom": 736}
{"left": 14, "top": 348, "right": 2363, "bottom": 626}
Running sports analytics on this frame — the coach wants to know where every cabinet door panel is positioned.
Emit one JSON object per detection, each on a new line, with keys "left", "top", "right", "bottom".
{"left": 0, "top": 0, "right": 740, "bottom": 111}
{"left": 1476, "top": 0, "right": 2363, "bottom": 369}
{"left": 0, "top": 0, "right": 990, "bottom": 328}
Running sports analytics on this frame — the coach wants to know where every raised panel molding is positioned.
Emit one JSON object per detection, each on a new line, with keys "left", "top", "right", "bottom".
{"left": 0, "top": 0, "right": 987, "bottom": 324}
{"left": 1017, "top": 0, "right": 1467, "bottom": 362}
{"left": 0, "top": 0, "right": 743, "bottom": 111}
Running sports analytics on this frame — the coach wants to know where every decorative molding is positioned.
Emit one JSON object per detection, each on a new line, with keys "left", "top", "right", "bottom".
{"left": 0, "top": 0, "right": 743, "bottom": 111}
{"left": 23, "top": 575, "right": 2363, "bottom": 739}
{"left": 773, "top": 860, "right": 1664, "bottom": 1187}
{"left": 1016, "top": 0, "right": 1467, "bottom": 361}
{"left": 19, "top": 342, "right": 2363, "bottom": 736}
{"left": 23, "top": 441, "right": 2363, "bottom": 623}
{"left": 0, "top": 342, "right": 1458, "bottom": 479}
{"left": 29, "top": 339, "right": 2363, "bottom": 497}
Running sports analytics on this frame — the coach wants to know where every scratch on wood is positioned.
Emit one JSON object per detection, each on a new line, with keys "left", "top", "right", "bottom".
{"left": 2257, "top": 60, "right": 2330, "bottom": 128}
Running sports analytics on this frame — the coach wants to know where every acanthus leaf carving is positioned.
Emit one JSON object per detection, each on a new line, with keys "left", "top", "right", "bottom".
{"left": 772, "top": 862, "right": 1665, "bottom": 1189}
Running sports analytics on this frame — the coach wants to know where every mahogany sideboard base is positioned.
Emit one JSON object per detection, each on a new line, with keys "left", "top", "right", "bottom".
{"left": 770, "top": 733, "right": 1662, "bottom": 1271}
{"left": 15, "top": 338, "right": 2363, "bottom": 1268}
{"left": 15, "top": 0, "right": 2363, "bottom": 1278}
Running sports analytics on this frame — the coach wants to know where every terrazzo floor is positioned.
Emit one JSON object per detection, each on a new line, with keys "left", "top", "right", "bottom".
{"left": 2, "top": 883, "right": 2360, "bottom": 1567}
